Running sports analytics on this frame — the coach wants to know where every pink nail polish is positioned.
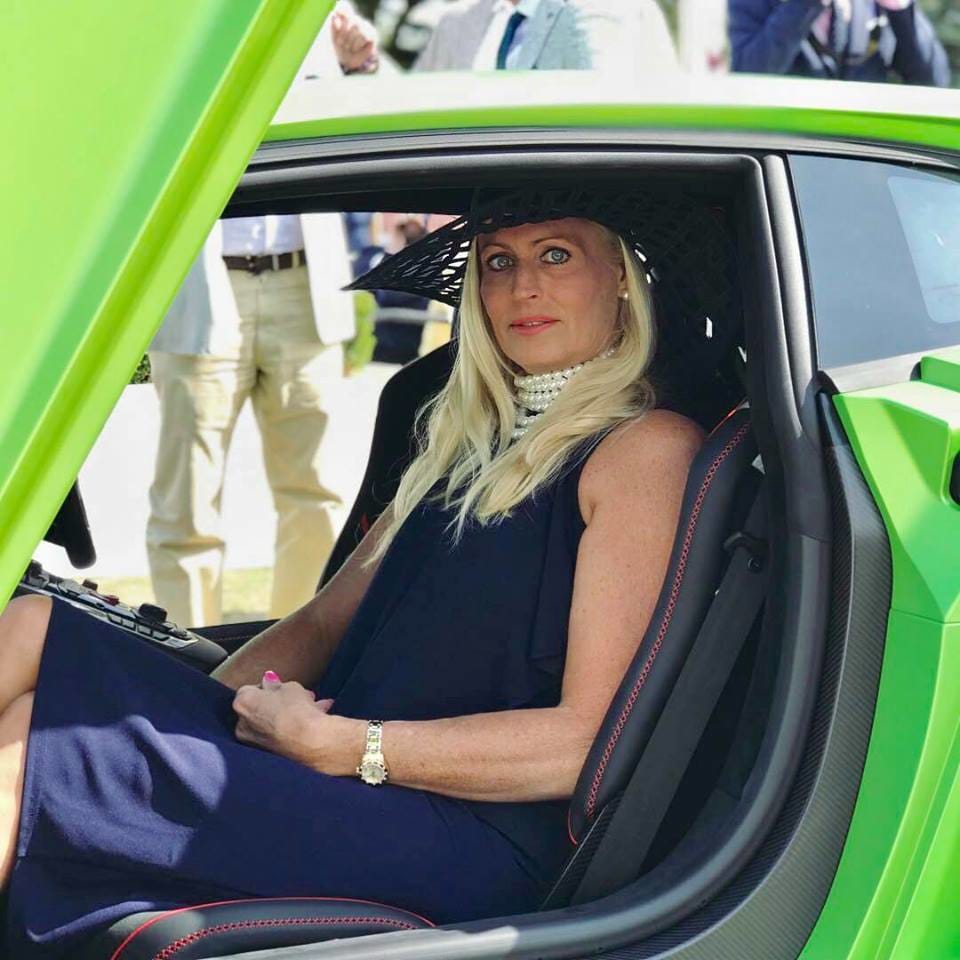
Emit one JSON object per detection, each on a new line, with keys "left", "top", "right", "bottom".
{"left": 262, "top": 670, "right": 280, "bottom": 683}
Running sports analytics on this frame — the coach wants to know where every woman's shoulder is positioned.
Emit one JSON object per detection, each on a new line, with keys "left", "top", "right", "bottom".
{"left": 590, "top": 409, "right": 705, "bottom": 473}
{"left": 578, "top": 410, "right": 705, "bottom": 521}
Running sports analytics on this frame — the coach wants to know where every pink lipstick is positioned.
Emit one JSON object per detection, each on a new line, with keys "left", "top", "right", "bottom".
{"left": 510, "top": 316, "right": 558, "bottom": 336}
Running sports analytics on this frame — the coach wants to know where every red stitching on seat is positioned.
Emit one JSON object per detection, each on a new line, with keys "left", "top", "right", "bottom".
{"left": 151, "top": 917, "right": 418, "bottom": 959}
{"left": 707, "top": 404, "right": 744, "bottom": 439}
{"left": 578, "top": 422, "right": 750, "bottom": 834}
{"left": 111, "top": 897, "right": 434, "bottom": 959}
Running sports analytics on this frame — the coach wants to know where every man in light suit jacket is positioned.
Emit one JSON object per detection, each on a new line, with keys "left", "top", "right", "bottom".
{"left": 333, "top": 0, "right": 677, "bottom": 75}
{"left": 147, "top": 23, "right": 355, "bottom": 629}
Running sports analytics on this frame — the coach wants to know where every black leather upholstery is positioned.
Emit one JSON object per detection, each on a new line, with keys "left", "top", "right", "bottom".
{"left": 567, "top": 409, "right": 757, "bottom": 844}
{"left": 78, "top": 897, "right": 433, "bottom": 960}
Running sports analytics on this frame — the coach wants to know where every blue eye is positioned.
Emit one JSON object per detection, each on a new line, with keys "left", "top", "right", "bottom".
{"left": 486, "top": 253, "right": 513, "bottom": 271}
{"left": 543, "top": 247, "right": 571, "bottom": 265}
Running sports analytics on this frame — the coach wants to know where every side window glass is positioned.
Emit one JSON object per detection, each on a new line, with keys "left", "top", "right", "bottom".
{"left": 30, "top": 210, "right": 454, "bottom": 631}
{"left": 888, "top": 176, "right": 960, "bottom": 328}
{"left": 790, "top": 155, "right": 960, "bottom": 369}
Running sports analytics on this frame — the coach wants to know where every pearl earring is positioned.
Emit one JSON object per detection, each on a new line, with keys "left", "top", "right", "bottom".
{"left": 619, "top": 291, "right": 629, "bottom": 302}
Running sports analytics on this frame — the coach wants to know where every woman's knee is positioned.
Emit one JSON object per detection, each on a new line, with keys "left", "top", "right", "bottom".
{"left": 1, "top": 593, "right": 52, "bottom": 632}
{"left": 0, "top": 692, "right": 34, "bottom": 891}
{"left": 0, "top": 595, "right": 51, "bottom": 667}
{"left": 0, "top": 692, "right": 34, "bottom": 742}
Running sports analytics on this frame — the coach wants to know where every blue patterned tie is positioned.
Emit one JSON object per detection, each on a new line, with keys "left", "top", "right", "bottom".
{"left": 496, "top": 11, "right": 526, "bottom": 70}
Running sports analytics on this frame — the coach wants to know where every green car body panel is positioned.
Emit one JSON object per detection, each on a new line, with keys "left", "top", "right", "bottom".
{"left": 1, "top": 8, "right": 959, "bottom": 954}
{"left": 266, "top": 72, "right": 960, "bottom": 155}
{"left": 0, "top": 0, "right": 334, "bottom": 617}
{"left": 817, "top": 368, "right": 960, "bottom": 960}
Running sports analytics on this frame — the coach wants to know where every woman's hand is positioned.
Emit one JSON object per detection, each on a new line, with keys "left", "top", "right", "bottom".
{"left": 232, "top": 672, "right": 363, "bottom": 774}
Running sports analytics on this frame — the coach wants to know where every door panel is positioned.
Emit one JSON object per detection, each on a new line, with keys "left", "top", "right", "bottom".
{"left": 800, "top": 368, "right": 960, "bottom": 959}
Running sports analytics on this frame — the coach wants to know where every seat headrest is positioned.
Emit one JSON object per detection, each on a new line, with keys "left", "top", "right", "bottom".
{"left": 568, "top": 409, "right": 757, "bottom": 843}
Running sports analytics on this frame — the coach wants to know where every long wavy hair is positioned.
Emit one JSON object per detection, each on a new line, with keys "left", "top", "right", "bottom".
{"left": 369, "top": 225, "right": 657, "bottom": 561}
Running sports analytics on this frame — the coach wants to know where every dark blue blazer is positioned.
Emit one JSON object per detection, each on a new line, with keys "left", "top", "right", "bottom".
{"left": 729, "top": 0, "right": 950, "bottom": 86}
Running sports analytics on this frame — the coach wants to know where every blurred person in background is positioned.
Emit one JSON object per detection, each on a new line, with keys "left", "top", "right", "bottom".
{"left": 332, "top": 0, "right": 677, "bottom": 75}
{"left": 354, "top": 213, "right": 434, "bottom": 365}
{"left": 147, "top": 20, "right": 357, "bottom": 629}
{"left": 344, "top": 212, "right": 376, "bottom": 256}
{"left": 729, "top": 0, "right": 950, "bottom": 85}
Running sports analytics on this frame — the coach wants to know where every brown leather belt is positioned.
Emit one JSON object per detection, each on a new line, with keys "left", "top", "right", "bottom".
{"left": 222, "top": 250, "right": 306, "bottom": 274}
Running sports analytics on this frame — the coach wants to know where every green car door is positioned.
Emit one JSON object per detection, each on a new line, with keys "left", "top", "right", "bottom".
{"left": 0, "top": 0, "right": 333, "bottom": 607}
{"left": 788, "top": 154, "right": 960, "bottom": 960}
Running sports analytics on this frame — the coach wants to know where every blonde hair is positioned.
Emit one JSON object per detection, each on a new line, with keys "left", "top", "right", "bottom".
{"left": 370, "top": 228, "right": 657, "bottom": 562}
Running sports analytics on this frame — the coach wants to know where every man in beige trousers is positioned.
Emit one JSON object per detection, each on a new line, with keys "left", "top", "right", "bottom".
{"left": 147, "top": 26, "right": 355, "bottom": 629}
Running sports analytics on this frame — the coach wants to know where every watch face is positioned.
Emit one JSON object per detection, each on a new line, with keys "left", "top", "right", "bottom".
{"left": 360, "top": 760, "right": 387, "bottom": 785}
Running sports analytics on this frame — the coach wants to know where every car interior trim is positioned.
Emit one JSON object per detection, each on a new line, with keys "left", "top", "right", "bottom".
{"left": 227, "top": 152, "right": 752, "bottom": 217}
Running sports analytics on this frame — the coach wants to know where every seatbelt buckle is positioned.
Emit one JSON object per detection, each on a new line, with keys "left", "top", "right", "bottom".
{"left": 723, "top": 531, "right": 767, "bottom": 572}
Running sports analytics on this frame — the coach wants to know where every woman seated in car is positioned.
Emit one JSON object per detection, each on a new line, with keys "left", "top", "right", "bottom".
{"left": 0, "top": 188, "right": 702, "bottom": 957}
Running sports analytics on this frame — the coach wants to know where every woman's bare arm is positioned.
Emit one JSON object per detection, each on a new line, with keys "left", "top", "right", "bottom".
{"left": 235, "top": 412, "right": 704, "bottom": 801}
{"left": 377, "top": 412, "right": 703, "bottom": 799}
{"left": 212, "top": 507, "right": 393, "bottom": 691}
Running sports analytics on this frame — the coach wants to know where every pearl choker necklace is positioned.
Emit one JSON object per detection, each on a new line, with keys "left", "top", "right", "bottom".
{"left": 511, "top": 347, "right": 615, "bottom": 441}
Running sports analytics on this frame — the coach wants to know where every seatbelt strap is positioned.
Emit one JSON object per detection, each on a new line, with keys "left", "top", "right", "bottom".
{"left": 571, "top": 491, "right": 770, "bottom": 904}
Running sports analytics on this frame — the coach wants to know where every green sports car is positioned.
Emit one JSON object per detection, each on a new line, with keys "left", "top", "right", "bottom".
{"left": 2, "top": 2, "right": 960, "bottom": 958}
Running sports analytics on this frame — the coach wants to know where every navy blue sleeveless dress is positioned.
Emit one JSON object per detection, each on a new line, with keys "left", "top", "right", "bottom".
{"left": 7, "top": 448, "right": 594, "bottom": 958}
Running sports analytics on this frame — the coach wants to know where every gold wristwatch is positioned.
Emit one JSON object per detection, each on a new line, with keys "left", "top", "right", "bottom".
{"left": 357, "top": 720, "right": 388, "bottom": 785}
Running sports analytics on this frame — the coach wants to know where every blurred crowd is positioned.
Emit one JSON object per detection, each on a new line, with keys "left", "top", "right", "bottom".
{"left": 147, "top": 0, "right": 952, "bottom": 630}
{"left": 333, "top": 0, "right": 952, "bottom": 83}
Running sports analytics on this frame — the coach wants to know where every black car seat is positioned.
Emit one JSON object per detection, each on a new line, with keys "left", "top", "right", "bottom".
{"left": 319, "top": 342, "right": 457, "bottom": 589}
{"left": 79, "top": 354, "right": 765, "bottom": 960}
{"left": 544, "top": 406, "right": 764, "bottom": 906}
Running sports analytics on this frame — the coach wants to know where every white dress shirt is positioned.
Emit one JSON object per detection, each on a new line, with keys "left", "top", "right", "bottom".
{"left": 221, "top": 216, "right": 305, "bottom": 256}
{"left": 472, "top": 0, "right": 543, "bottom": 71}
{"left": 154, "top": 16, "right": 356, "bottom": 354}
{"left": 220, "top": 15, "right": 347, "bottom": 259}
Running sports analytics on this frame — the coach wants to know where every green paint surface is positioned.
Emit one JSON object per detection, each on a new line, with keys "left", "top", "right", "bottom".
{"left": 922, "top": 350, "right": 960, "bottom": 394}
{"left": 0, "top": 0, "right": 333, "bottom": 606}
{"left": 801, "top": 371, "right": 960, "bottom": 959}
{"left": 266, "top": 99, "right": 960, "bottom": 156}
{"left": 837, "top": 382, "right": 960, "bottom": 623}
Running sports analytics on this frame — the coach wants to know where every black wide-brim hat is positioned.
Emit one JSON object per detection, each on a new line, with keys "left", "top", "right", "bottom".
{"left": 346, "top": 184, "right": 742, "bottom": 427}
{"left": 346, "top": 186, "right": 656, "bottom": 308}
